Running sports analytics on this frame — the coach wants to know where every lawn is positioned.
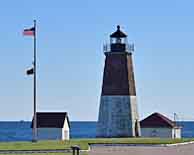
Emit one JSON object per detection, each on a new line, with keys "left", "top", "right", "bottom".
{"left": 0, "top": 154, "right": 73, "bottom": 155}
{"left": 0, "top": 138, "right": 193, "bottom": 150}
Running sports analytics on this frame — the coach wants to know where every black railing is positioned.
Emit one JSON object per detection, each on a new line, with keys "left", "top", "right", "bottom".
{"left": 103, "top": 43, "right": 134, "bottom": 53}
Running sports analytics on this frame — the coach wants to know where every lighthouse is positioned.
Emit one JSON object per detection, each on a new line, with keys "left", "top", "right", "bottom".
{"left": 97, "top": 25, "right": 141, "bottom": 137}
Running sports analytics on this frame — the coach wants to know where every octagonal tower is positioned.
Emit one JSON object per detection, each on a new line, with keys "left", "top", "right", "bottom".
{"left": 97, "top": 26, "right": 141, "bottom": 137}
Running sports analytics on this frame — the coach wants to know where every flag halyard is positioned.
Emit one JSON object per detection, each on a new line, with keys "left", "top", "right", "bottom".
{"left": 23, "top": 27, "right": 35, "bottom": 36}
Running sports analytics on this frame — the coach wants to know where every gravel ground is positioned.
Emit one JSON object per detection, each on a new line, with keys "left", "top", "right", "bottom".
{"left": 89, "top": 143, "right": 194, "bottom": 155}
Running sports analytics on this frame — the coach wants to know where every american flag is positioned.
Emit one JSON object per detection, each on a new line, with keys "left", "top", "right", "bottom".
{"left": 23, "top": 27, "right": 35, "bottom": 36}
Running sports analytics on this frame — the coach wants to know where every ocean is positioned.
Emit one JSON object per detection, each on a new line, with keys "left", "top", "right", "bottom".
{"left": 0, "top": 121, "right": 193, "bottom": 142}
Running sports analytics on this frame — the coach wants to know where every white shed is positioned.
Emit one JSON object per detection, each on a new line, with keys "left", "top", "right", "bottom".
{"left": 140, "top": 112, "right": 181, "bottom": 139}
{"left": 32, "top": 112, "right": 70, "bottom": 140}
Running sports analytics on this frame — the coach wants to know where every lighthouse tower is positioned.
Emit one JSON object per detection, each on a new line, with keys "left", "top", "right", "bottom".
{"left": 97, "top": 26, "right": 141, "bottom": 137}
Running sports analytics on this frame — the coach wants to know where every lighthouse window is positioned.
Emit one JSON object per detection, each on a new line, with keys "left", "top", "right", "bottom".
{"left": 116, "top": 38, "right": 122, "bottom": 43}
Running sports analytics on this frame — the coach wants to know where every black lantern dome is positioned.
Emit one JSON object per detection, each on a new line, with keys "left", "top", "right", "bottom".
{"left": 110, "top": 25, "right": 128, "bottom": 52}
{"left": 103, "top": 25, "right": 134, "bottom": 54}
{"left": 110, "top": 25, "right": 127, "bottom": 38}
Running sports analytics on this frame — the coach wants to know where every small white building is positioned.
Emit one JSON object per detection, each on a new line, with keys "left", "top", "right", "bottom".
{"left": 140, "top": 112, "right": 181, "bottom": 138}
{"left": 32, "top": 112, "right": 70, "bottom": 140}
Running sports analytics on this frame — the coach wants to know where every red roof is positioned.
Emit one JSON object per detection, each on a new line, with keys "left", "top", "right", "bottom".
{"left": 140, "top": 112, "right": 176, "bottom": 128}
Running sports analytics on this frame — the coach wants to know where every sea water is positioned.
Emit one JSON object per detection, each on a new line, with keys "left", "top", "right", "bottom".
{"left": 0, "top": 121, "right": 193, "bottom": 142}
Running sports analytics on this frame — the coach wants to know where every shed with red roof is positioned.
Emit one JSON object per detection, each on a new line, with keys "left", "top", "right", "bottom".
{"left": 140, "top": 112, "right": 181, "bottom": 138}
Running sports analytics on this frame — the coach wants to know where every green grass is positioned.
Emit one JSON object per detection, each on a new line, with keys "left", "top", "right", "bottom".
{"left": 0, "top": 153, "right": 88, "bottom": 155}
{"left": 0, "top": 152, "right": 88, "bottom": 155}
{"left": 0, "top": 154, "right": 73, "bottom": 155}
{"left": 0, "top": 138, "right": 193, "bottom": 150}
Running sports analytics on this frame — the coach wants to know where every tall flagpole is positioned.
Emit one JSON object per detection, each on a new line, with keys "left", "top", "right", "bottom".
{"left": 32, "top": 20, "right": 37, "bottom": 142}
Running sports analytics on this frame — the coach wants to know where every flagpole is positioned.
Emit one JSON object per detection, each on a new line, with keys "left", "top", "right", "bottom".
{"left": 32, "top": 19, "right": 37, "bottom": 142}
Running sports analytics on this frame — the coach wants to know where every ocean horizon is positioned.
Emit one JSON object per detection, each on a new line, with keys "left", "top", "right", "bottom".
{"left": 0, "top": 121, "right": 193, "bottom": 142}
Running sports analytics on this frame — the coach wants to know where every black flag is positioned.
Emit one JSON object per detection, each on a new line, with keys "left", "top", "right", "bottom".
{"left": 26, "top": 68, "right": 34, "bottom": 75}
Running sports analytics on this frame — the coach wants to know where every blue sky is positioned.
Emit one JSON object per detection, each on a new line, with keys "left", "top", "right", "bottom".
{"left": 0, "top": 0, "right": 194, "bottom": 121}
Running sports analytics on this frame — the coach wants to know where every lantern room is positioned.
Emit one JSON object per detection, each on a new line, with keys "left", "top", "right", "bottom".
{"left": 110, "top": 25, "right": 127, "bottom": 52}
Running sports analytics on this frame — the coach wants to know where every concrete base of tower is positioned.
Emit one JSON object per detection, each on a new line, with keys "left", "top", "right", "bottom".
{"left": 97, "top": 96, "right": 141, "bottom": 138}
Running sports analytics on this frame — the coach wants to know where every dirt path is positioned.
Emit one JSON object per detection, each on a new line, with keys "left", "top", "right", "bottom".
{"left": 89, "top": 143, "right": 194, "bottom": 155}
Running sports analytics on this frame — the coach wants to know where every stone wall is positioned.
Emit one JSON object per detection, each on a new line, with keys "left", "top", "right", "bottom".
{"left": 97, "top": 96, "right": 140, "bottom": 137}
